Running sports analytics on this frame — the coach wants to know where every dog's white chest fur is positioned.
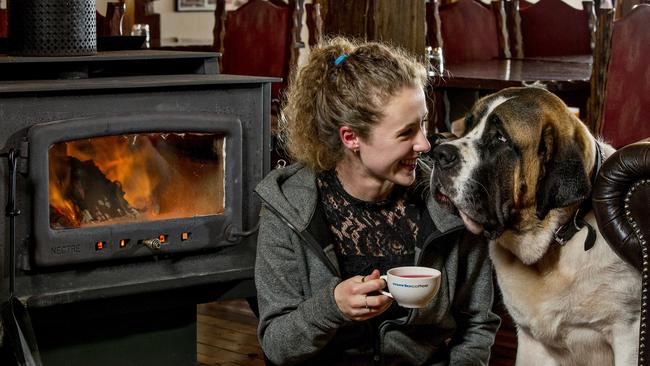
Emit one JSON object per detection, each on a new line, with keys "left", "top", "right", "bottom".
{"left": 490, "top": 214, "right": 641, "bottom": 365}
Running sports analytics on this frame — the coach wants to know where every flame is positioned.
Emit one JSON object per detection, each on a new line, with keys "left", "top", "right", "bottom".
{"left": 48, "top": 133, "right": 225, "bottom": 229}
{"left": 49, "top": 182, "right": 79, "bottom": 225}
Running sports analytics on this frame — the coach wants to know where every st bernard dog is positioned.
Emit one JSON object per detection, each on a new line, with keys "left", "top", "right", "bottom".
{"left": 429, "top": 87, "right": 641, "bottom": 365}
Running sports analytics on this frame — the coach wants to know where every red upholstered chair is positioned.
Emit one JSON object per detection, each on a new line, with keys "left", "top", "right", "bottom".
{"left": 213, "top": 0, "right": 298, "bottom": 103}
{"left": 426, "top": 0, "right": 509, "bottom": 133}
{"left": 0, "top": 8, "right": 7, "bottom": 38}
{"left": 598, "top": 4, "right": 650, "bottom": 148}
{"left": 96, "top": 1, "right": 126, "bottom": 37}
{"left": 436, "top": 0, "right": 504, "bottom": 63}
{"left": 516, "top": 0, "right": 594, "bottom": 57}
{"left": 616, "top": 0, "right": 650, "bottom": 19}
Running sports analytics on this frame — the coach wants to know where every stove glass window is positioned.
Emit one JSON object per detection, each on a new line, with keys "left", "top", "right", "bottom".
{"left": 48, "top": 132, "right": 226, "bottom": 229}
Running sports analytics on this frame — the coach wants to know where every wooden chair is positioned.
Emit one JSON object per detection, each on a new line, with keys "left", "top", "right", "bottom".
{"left": 305, "top": 1, "right": 323, "bottom": 47}
{"left": 615, "top": 0, "right": 650, "bottom": 18}
{"left": 585, "top": 1, "right": 614, "bottom": 133}
{"left": 594, "top": 4, "right": 650, "bottom": 148}
{"left": 426, "top": 0, "right": 509, "bottom": 133}
{"left": 318, "top": 0, "right": 426, "bottom": 57}
{"left": 0, "top": 8, "right": 7, "bottom": 38}
{"left": 431, "top": 0, "right": 509, "bottom": 63}
{"left": 214, "top": 0, "right": 303, "bottom": 167}
{"left": 96, "top": 1, "right": 126, "bottom": 37}
{"left": 213, "top": 0, "right": 300, "bottom": 104}
{"left": 134, "top": 0, "right": 161, "bottom": 48}
{"left": 509, "top": 0, "right": 595, "bottom": 57}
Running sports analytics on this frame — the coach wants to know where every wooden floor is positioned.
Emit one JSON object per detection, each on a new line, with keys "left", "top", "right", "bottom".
{"left": 197, "top": 299, "right": 516, "bottom": 366}
{"left": 197, "top": 300, "right": 265, "bottom": 366}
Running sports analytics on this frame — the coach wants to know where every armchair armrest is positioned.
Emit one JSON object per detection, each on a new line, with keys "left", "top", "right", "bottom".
{"left": 593, "top": 142, "right": 650, "bottom": 271}
{"left": 592, "top": 141, "right": 650, "bottom": 365}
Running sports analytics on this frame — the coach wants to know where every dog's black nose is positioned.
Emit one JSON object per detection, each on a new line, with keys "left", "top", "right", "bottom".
{"left": 432, "top": 144, "right": 459, "bottom": 170}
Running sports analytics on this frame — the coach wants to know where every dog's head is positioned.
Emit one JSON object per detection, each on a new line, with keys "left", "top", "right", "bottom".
{"left": 430, "top": 87, "right": 595, "bottom": 242}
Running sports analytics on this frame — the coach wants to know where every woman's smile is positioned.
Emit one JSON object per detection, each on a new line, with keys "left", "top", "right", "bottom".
{"left": 399, "top": 158, "right": 418, "bottom": 170}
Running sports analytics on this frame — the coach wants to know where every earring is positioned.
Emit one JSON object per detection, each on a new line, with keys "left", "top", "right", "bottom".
{"left": 353, "top": 148, "right": 359, "bottom": 154}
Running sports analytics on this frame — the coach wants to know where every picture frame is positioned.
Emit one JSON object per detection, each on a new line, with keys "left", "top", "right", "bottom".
{"left": 176, "top": 0, "right": 217, "bottom": 12}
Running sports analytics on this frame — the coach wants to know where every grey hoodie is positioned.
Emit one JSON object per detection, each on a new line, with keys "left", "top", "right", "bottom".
{"left": 254, "top": 164, "right": 499, "bottom": 366}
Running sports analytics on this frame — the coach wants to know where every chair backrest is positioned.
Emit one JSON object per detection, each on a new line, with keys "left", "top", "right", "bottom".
{"left": 320, "top": 0, "right": 426, "bottom": 56}
{"left": 0, "top": 8, "right": 7, "bottom": 38}
{"left": 213, "top": 0, "right": 298, "bottom": 100}
{"left": 305, "top": 2, "right": 323, "bottom": 47}
{"left": 585, "top": 4, "right": 614, "bottom": 133}
{"left": 514, "top": 0, "right": 594, "bottom": 57}
{"left": 599, "top": 4, "right": 650, "bottom": 148}
{"left": 96, "top": 2, "right": 126, "bottom": 37}
{"left": 134, "top": 0, "right": 161, "bottom": 48}
{"left": 616, "top": 0, "right": 650, "bottom": 19}
{"left": 434, "top": 0, "right": 505, "bottom": 63}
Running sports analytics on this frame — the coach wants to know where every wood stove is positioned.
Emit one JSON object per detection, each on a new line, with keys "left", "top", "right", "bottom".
{"left": 0, "top": 50, "right": 274, "bottom": 365}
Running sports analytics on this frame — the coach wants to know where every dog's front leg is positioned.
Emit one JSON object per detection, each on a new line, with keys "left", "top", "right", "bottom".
{"left": 515, "top": 329, "right": 559, "bottom": 366}
{"left": 612, "top": 317, "right": 640, "bottom": 366}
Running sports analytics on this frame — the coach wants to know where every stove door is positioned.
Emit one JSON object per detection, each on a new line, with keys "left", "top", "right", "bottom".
{"left": 28, "top": 112, "right": 243, "bottom": 267}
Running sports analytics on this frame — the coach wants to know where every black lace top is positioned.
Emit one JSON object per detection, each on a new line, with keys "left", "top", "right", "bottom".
{"left": 317, "top": 170, "right": 433, "bottom": 280}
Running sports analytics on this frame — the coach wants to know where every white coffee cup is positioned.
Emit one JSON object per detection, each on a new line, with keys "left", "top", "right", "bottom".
{"left": 380, "top": 266, "right": 442, "bottom": 308}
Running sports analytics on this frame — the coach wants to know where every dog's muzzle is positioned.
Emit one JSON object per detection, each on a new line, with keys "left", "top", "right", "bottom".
{"left": 430, "top": 143, "right": 492, "bottom": 236}
{"left": 429, "top": 143, "right": 462, "bottom": 212}
{"left": 432, "top": 144, "right": 460, "bottom": 171}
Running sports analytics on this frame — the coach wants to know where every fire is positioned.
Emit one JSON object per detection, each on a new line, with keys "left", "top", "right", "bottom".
{"left": 49, "top": 182, "right": 79, "bottom": 227}
{"left": 48, "top": 133, "right": 225, "bottom": 229}
{"left": 69, "top": 135, "right": 160, "bottom": 211}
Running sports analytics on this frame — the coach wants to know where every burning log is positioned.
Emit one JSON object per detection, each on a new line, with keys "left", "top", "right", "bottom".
{"left": 50, "top": 156, "right": 139, "bottom": 228}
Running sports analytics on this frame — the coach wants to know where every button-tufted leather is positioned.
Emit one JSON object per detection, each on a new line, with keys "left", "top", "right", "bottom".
{"left": 593, "top": 142, "right": 650, "bottom": 271}
{"left": 593, "top": 141, "right": 650, "bottom": 366}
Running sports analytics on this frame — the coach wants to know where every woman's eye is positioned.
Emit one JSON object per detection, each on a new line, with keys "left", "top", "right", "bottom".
{"left": 399, "top": 128, "right": 414, "bottom": 137}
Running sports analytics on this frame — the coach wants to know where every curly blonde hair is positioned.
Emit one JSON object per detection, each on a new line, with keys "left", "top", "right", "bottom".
{"left": 279, "top": 37, "right": 429, "bottom": 172}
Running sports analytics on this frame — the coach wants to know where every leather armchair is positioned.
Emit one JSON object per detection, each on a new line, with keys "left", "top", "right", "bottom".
{"left": 592, "top": 141, "right": 650, "bottom": 365}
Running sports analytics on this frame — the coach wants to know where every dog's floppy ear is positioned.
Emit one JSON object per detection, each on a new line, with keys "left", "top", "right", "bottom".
{"left": 535, "top": 125, "right": 591, "bottom": 220}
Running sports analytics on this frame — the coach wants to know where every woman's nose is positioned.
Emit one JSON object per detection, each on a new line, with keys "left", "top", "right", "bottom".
{"left": 414, "top": 131, "right": 431, "bottom": 153}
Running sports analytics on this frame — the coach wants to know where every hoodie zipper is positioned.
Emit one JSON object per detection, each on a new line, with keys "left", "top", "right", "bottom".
{"left": 416, "top": 224, "right": 465, "bottom": 266}
{"left": 258, "top": 198, "right": 340, "bottom": 276}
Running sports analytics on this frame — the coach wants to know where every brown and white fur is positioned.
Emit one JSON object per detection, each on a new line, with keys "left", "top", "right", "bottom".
{"left": 429, "top": 87, "right": 641, "bottom": 365}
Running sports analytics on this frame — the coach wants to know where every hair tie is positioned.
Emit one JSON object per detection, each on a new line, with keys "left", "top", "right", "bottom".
{"left": 334, "top": 53, "right": 348, "bottom": 66}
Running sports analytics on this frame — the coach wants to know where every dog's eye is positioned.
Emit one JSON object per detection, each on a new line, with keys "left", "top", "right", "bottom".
{"left": 495, "top": 131, "right": 508, "bottom": 144}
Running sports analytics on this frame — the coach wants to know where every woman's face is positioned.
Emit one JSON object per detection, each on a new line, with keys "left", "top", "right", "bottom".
{"left": 357, "top": 86, "right": 430, "bottom": 188}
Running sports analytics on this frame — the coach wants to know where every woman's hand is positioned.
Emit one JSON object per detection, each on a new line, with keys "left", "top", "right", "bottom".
{"left": 334, "top": 269, "right": 393, "bottom": 321}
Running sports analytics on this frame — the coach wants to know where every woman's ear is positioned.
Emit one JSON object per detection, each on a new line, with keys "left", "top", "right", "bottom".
{"left": 339, "top": 126, "right": 360, "bottom": 151}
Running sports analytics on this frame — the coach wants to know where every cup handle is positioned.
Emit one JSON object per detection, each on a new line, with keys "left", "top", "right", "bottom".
{"left": 379, "top": 275, "right": 393, "bottom": 298}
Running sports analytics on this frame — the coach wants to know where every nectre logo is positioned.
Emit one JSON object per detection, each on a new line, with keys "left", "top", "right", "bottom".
{"left": 51, "top": 244, "right": 81, "bottom": 256}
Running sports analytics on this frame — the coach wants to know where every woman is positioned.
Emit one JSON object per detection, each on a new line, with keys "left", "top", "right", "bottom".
{"left": 254, "top": 37, "right": 499, "bottom": 366}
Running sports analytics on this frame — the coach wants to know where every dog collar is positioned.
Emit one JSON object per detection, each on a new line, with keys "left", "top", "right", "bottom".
{"left": 553, "top": 143, "right": 604, "bottom": 251}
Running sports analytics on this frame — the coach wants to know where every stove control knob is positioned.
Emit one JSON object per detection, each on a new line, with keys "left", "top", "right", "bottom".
{"left": 142, "top": 238, "right": 162, "bottom": 250}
